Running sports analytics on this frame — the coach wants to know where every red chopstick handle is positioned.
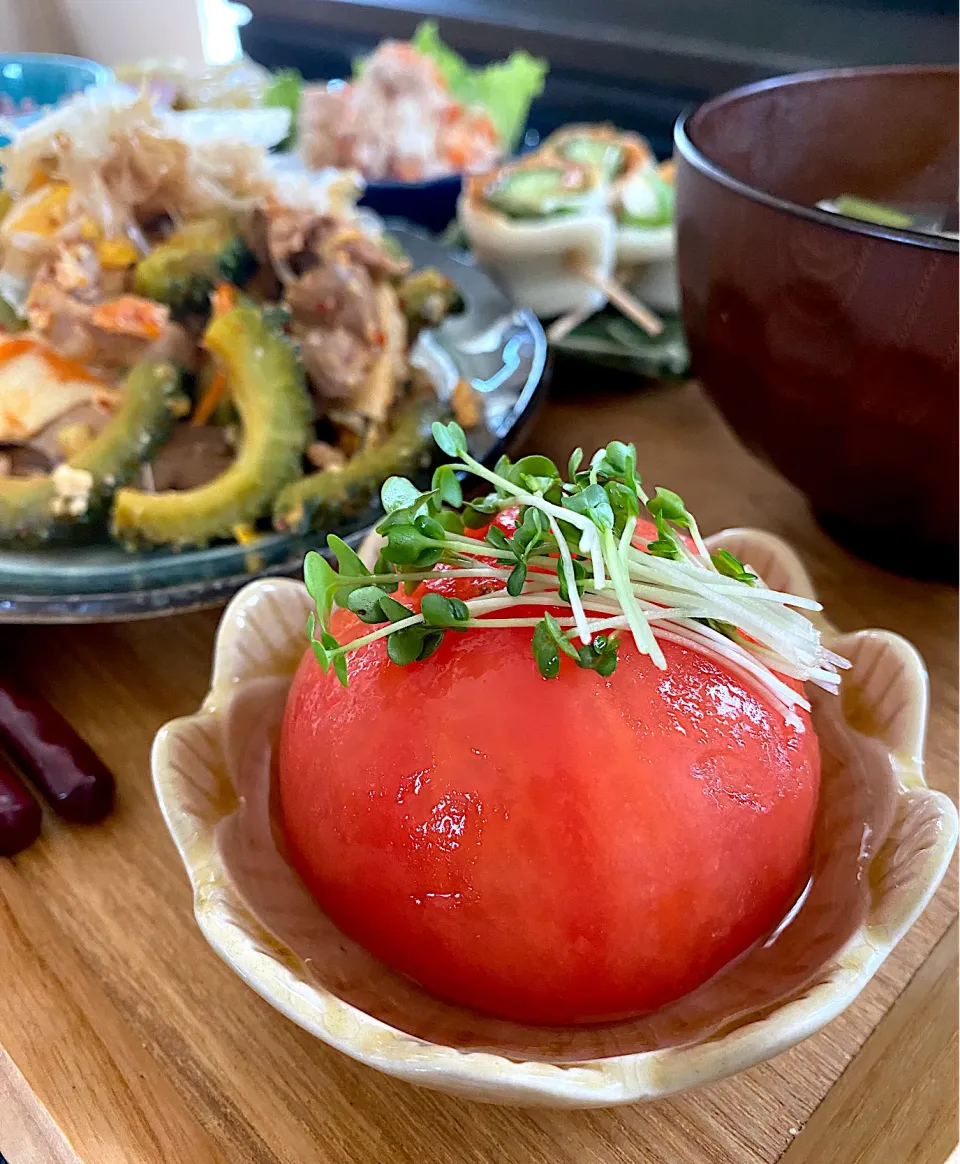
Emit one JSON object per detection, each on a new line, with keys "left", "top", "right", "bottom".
{"left": 0, "top": 677, "right": 115, "bottom": 824}
{"left": 0, "top": 753, "right": 42, "bottom": 855}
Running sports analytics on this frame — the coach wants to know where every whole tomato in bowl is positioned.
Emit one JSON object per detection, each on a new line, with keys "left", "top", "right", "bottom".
{"left": 279, "top": 513, "right": 821, "bottom": 1025}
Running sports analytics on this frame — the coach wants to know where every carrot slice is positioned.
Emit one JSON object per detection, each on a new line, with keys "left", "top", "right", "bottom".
{"left": 191, "top": 367, "right": 227, "bottom": 427}
{"left": 211, "top": 283, "right": 236, "bottom": 317}
{"left": 0, "top": 337, "right": 37, "bottom": 363}
{"left": 91, "top": 296, "right": 168, "bottom": 340}
{"left": 190, "top": 284, "right": 239, "bottom": 425}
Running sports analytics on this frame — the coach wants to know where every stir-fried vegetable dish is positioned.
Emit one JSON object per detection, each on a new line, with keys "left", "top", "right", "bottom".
{"left": 0, "top": 90, "right": 468, "bottom": 551}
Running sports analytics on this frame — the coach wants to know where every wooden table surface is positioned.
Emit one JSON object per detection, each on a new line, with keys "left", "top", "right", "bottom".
{"left": 1, "top": 379, "right": 956, "bottom": 1164}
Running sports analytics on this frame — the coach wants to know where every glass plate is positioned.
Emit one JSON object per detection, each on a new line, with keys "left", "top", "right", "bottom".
{"left": 0, "top": 226, "right": 548, "bottom": 623}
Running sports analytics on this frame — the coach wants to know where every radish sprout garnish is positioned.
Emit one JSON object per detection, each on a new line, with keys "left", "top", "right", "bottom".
{"left": 302, "top": 422, "right": 848, "bottom": 715}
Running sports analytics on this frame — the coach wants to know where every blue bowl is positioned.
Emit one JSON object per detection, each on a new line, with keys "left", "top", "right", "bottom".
{"left": 359, "top": 172, "right": 462, "bottom": 234}
{"left": 0, "top": 53, "right": 113, "bottom": 141}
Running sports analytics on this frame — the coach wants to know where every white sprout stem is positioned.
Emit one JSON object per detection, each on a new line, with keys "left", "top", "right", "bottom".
{"left": 546, "top": 512, "right": 592, "bottom": 644}
{"left": 465, "top": 616, "right": 628, "bottom": 633}
{"left": 437, "top": 534, "right": 518, "bottom": 561}
{"left": 601, "top": 527, "right": 665, "bottom": 668}
{"left": 657, "top": 617, "right": 816, "bottom": 705}
{"left": 332, "top": 611, "right": 425, "bottom": 655}
{"left": 364, "top": 567, "right": 510, "bottom": 584}
{"left": 624, "top": 555, "right": 825, "bottom": 667}
{"left": 320, "top": 448, "right": 848, "bottom": 718}
{"left": 627, "top": 569, "right": 822, "bottom": 610}
{"left": 466, "top": 590, "right": 718, "bottom": 628}
{"left": 652, "top": 625, "right": 810, "bottom": 718}
{"left": 581, "top": 525, "right": 607, "bottom": 591}
{"left": 683, "top": 514, "right": 713, "bottom": 566}
{"left": 347, "top": 563, "right": 831, "bottom": 689}
{"left": 625, "top": 548, "right": 822, "bottom": 609}
{"left": 726, "top": 637, "right": 843, "bottom": 690}
{"left": 458, "top": 454, "right": 597, "bottom": 540}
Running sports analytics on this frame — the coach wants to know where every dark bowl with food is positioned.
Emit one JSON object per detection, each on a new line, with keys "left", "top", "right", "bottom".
{"left": 359, "top": 173, "right": 462, "bottom": 234}
{"left": 674, "top": 65, "right": 958, "bottom": 575}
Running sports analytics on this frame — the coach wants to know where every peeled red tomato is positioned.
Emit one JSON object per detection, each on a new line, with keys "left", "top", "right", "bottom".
{"left": 279, "top": 547, "right": 820, "bottom": 1025}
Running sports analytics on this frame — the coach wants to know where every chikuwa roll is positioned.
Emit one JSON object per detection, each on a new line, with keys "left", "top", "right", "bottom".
{"left": 459, "top": 162, "right": 615, "bottom": 318}
{"left": 458, "top": 123, "right": 678, "bottom": 322}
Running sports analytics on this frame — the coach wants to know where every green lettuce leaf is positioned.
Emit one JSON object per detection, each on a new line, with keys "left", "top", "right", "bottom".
{"left": 466, "top": 50, "right": 548, "bottom": 151}
{"left": 262, "top": 68, "right": 303, "bottom": 148}
{"left": 411, "top": 21, "right": 471, "bottom": 92}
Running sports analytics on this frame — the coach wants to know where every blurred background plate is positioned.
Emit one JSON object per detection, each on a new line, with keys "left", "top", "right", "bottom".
{"left": 0, "top": 226, "right": 548, "bottom": 624}
{"left": 549, "top": 309, "right": 689, "bottom": 379}
{"left": 0, "top": 52, "right": 113, "bottom": 142}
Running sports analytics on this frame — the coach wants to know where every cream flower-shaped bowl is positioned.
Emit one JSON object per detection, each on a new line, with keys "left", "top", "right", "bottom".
{"left": 152, "top": 528, "right": 957, "bottom": 1107}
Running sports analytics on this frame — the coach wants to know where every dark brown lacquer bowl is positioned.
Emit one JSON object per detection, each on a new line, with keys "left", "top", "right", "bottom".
{"left": 674, "top": 66, "right": 959, "bottom": 576}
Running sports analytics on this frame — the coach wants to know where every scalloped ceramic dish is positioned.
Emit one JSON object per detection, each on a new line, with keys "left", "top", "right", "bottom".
{"left": 152, "top": 528, "right": 957, "bottom": 1106}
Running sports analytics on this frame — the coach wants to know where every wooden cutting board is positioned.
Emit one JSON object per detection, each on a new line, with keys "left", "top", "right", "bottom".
{"left": 1, "top": 381, "right": 956, "bottom": 1164}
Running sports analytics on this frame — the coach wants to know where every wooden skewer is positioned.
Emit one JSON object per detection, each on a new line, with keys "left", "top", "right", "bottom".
{"left": 565, "top": 249, "right": 664, "bottom": 337}
{"left": 547, "top": 303, "right": 596, "bottom": 343}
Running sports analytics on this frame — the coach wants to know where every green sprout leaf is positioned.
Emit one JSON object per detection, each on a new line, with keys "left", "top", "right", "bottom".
{"left": 432, "top": 420, "right": 468, "bottom": 458}
{"left": 373, "top": 551, "right": 399, "bottom": 593}
{"left": 306, "top": 608, "right": 319, "bottom": 646}
{"left": 543, "top": 611, "right": 580, "bottom": 659}
{"left": 434, "top": 507, "right": 465, "bottom": 534}
{"left": 345, "top": 585, "right": 394, "bottom": 624}
{"left": 574, "top": 630, "right": 620, "bottom": 677}
{"left": 567, "top": 447, "right": 584, "bottom": 481}
{"left": 327, "top": 534, "right": 371, "bottom": 578}
{"left": 432, "top": 464, "right": 463, "bottom": 508}
{"left": 512, "top": 505, "right": 547, "bottom": 554}
{"left": 605, "top": 480, "right": 640, "bottom": 523}
{"left": 557, "top": 556, "right": 586, "bottom": 602}
{"left": 379, "top": 594, "right": 415, "bottom": 623}
{"left": 647, "top": 486, "right": 690, "bottom": 529}
{"left": 644, "top": 511, "right": 683, "bottom": 560}
{"left": 564, "top": 482, "right": 614, "bottom": 530}
{"left": 309, "top": 634, "right": 329, "bottom": 672}
{"left": 485, "top": 525, "right": 512, "bottom": 553}
{"left": 417, "top": 629, "right": 446, "bottom": 662}
{"left": 711, "top": 549, "right": 757, "bottom": 585}
{"left": 503, "top": 454, "right": 559, "bottom": 486}
{"left": 382, "top": 523, "right": 444, "bottom": 568}
{"left": 414, "top": 513, "right": 447, "bottom": 541}
{"left": 531, "top": 620, "right": 561, "bottom": 678}
{"left": 381, "top": 475, "right": 422, "bottom": 513}
{"left": 507, "top": 561, "right": 527, "bottom": 596}
{"left": 421, "top": 592, "right": 470, "bottom": 628}
{"left": 306, "top": 612, "right": 350, "bottom": 686}
{"left": 303, "top": 550, "right": 339, "bottom": 626}
{"left": 590, "top": 441, "right": 639, "bottom": 494}
{"left": 329, "top": 640, "right": 349, "bottom": 686}
{"left": 387, "top": 625, "right": 446, "bottom": 666}
{"left": 463, "top": 503, "right": 496, "bottom": 528}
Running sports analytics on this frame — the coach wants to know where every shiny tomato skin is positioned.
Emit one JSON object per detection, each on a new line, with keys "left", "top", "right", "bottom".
{"left": 280, "top": 582, "right": 820, "bottom": 1026}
